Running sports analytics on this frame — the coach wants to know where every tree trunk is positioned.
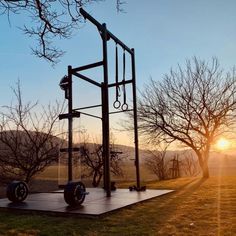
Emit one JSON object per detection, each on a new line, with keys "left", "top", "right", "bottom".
{"left": 92, "top": 170, "right": 103, "bottom": 187}
{"left": 202, "top": 160, "right": 209, "bottom": 178}
{"left": 198, "top": 153, "right": 210, "bottom": 179}
{"left": 92, "top": 172, "right": 99, "bottom": 187}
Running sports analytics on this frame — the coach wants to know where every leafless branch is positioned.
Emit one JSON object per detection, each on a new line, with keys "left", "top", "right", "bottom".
{"left": 1, "top": 0, "right": 125, "bottom": 64}
{"left": 0, "top": 80, "right": 64, "bottom": 183}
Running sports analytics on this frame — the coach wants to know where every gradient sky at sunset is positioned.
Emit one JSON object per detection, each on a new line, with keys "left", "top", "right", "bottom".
{"left": 0, "top": 0, "right": 236, "bottom": 145}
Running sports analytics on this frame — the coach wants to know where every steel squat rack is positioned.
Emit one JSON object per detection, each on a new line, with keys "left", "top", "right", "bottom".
{"left": 6, "top": 8, "right": 145, "bottom": 207}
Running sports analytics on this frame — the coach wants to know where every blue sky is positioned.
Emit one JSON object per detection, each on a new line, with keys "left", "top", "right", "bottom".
{"left": 0, "top": 0, "right": 236, "bottom": 145}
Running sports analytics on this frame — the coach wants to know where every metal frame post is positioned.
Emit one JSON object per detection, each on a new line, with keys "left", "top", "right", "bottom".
{"left": 131, "top": 49, "right": 141, "bottom": 189}
{"left": 68, "top": 65, "right": 73, "bottom": 182}
{"left": 101, "top": 24, "right": 111, "bottom": 197}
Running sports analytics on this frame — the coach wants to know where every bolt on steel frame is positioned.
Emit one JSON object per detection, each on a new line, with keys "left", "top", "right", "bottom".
{"left": 59, "top": 8, "right": 141, "bottom": 197}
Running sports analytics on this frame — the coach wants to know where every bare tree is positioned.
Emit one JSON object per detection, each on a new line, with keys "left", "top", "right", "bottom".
{"left": 79, "top": 134, "right": 123, "bottom": 187}
{"left": 145, "top": 145, "right": 170, "bottom": 180}
{"left": 181, "top": 152, "right": 200, "bottom": 177}
{"left": 137, "top": 57, "right": 236, "bottom": 178}
{"left": 80, "top": 143, "right": 103, "bottom": 187}
{"left": 0, "top": 81, "right": 63, "bottom": 183}
{"left": 0, "top": 0, "right": 125, "bottom": 64}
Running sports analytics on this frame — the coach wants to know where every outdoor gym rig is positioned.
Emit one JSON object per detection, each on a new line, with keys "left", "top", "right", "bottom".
{"left": 6, "top": 8, "right": 143, "bottom": 207}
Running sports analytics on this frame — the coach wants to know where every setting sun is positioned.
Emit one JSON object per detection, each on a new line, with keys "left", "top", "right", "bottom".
{"left": 216, "top": 138, "right": 230, "bottom": 150}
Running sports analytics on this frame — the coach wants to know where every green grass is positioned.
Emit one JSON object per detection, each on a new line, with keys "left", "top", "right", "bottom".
{"left": 0, "top": 176, "right": 235, "bottom": 235}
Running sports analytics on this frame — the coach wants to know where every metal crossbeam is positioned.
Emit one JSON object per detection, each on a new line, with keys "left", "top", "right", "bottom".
{"left": 79, "top": 111, "right": 102, "bottom": 120}
{"left": 74, "top": 104, "right": 102, "bottom": 111}
{"left": 59, "top": 112, "right": 80, "bottom": 120}
{"left": 72, "top": 61, "right": 103, "bottom": 72}
{"left": 108, "top": 79, "right": 133, "bottom": 88}
{"left": 80, "top": 8, "right": 133, "bottom": 54}
{"left": 72, "top": 72, "right": 101, "bottom": 87}
{"left": 109, "top": 109, "right": 133, "bottom": 115}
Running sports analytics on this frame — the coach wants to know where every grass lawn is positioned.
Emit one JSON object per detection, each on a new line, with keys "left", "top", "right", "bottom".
{"left": 0, "top": 176, "right": 235, "bottom": 235}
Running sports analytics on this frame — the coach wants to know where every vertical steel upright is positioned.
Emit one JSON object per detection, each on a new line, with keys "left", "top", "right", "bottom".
{"left": 131, "top": 49, "right": 141, "bottom": 189}
{"left": 101, "top": 24, "right": 111, "bottom": 197}
{"left": 68, "top": 65, "right": 73, "bottom": 181}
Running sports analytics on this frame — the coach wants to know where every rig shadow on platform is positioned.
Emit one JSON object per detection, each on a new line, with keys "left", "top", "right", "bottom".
{"left": 0, "top": 188, "right": 174, "bottom": 217}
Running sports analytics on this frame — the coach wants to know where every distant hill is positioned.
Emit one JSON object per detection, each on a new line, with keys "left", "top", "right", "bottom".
{"left": 107, "top": 144, "right": 236, "bottom": 177}
{"left": 0, "top": 130, "right": 64, "bottom": 146}
{"left": 1, "top": 130, "right": 234, "bottom": 178}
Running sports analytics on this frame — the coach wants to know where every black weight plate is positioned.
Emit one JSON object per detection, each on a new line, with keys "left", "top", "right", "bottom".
{"left": 64, "top": 181, "right": 86, "bottom": 206}
{"left": 7, "top": 181, "right": 28, "bottom": 203}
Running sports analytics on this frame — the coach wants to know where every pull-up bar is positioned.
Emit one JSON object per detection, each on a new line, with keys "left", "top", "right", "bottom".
{"left": 80, "top": 8, "right": 133, "bottom": 54}
{"left": 72, "top": 61, "right": 104, "bottom": 73}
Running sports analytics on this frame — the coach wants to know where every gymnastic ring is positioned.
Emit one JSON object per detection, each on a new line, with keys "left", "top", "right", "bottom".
{"left": 121, "top": 103, "right": 128, "bottom": 111}
{"left": 113, "top": 100, "right": 121, "bottom": 109}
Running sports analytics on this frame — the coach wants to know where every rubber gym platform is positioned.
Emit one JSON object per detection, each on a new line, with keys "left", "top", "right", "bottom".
{"left": 0, "top": 188, "right": 173, "bottom": 217}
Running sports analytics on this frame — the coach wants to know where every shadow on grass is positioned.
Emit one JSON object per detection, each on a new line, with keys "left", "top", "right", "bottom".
{"left": 177, "top": 177, "right": 207, "bottom": 193}
{"left": 101, "top": 177, "right": 209, "bottom": 235}
{"left": 153, "top": 177, "right": 207, "bottom": 222}
{"left": 161, "top": 177, "right": 208, "bottom": 203}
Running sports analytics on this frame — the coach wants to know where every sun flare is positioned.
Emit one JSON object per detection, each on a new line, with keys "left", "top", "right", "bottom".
{"left": 216, "top": 138, "right": 230, "bottom": 150}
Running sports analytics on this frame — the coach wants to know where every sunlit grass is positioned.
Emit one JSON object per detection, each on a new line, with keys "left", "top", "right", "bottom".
{"left": 0, "top": 176, "right": 235, "bottom": 235}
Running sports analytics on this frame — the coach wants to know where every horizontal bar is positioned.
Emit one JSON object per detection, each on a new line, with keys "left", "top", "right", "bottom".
{"left": 60, "top": 147, "right": 80, "bottom": 153}
{"left": 80, "top": 8, "right": 133, "bottom": 54}
{"left": 72, "top": 72, "right": 101, "bottom": 88}
{"left": 80, "top": 8, "right": 103, "bottom": 30}
{"left": 59, "top": 112, "right": 80, "bottom": 120}
{"left": 80, "top": 111, "right": 102, "bottom": 120}
{"left": 105, "top": 26, "right": 133, "bottom": 54}
{"left": 72, "top": 61, "right": 103, "bottom": 72}
{"left": 30, "top": 191, "right": 64, "bottom": 194}
{"left": 73, "top": 104, "right": 102, "bottom": 111}
{"left": 109, "top": 109, "right": 133, "bottom": 115}
{"left": 57, "top": 185, "right": 89, "bottom": 194}
{"left": 108, "top": 79, "right": 133, "bottom": 88}
{"left": 110, "top": 151, "right": 123, "bottom": 154}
